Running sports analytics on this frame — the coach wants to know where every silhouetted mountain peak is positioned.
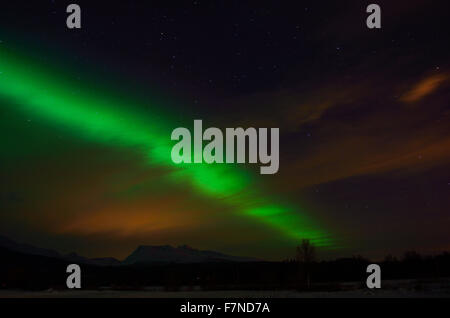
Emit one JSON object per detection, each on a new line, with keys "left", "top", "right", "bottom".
{"left": 123, "top": 244, "right": 258, "bottom": 264}
{"left": 0, "top": 235, "right": 120, "bottom": 266}
{"left": 0, "top": 235, "right": 258, "bottom": 266}
{"left": 0, "top": 235, "right": 61, "bottom": 258}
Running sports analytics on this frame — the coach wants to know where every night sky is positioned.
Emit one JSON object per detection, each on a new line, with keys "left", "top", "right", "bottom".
{"left": 1, "top": 0, "right": 450, "bottom": 261}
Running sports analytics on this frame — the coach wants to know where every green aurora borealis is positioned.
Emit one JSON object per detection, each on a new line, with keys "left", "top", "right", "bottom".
{"left": 0, "top": 46, "right": 334, "bottom": 251}
{"left": 2, "top": 0, "right": 450, "bottom": 261}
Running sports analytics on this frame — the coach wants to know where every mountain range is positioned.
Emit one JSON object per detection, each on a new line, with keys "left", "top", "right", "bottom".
{"left": 0, "top": 235, "right": 258, "bottom": 265}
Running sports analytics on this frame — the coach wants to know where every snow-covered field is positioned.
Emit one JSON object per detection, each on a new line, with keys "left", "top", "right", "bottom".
{"left": 1, "top": 286, "right": 449, "bottom": 298}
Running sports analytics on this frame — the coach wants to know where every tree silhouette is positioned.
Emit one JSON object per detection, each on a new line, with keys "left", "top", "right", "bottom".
{"left": 296, "top": 239, "right": 316, "bottom": 289}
